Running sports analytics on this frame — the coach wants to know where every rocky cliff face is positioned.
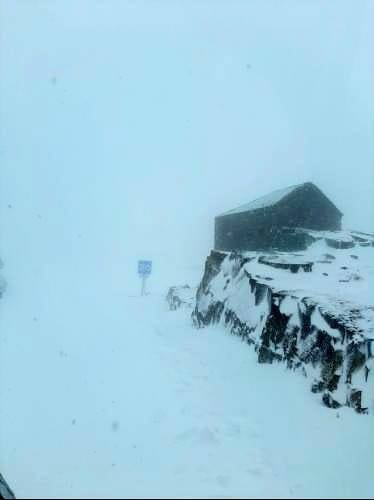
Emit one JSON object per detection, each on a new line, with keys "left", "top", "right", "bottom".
{"left": 192, "top": 231, "right": 374, "bottom": 413}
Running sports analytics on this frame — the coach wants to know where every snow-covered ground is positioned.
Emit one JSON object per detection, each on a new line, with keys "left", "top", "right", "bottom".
{"left": 1, "top": 1, "right": 373, "bottom": 497}
{"left": 0, "top": 251, "right": 373, "bottom": 498}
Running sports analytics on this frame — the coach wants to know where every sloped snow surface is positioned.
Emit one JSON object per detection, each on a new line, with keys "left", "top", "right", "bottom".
{"left": 220, "top": 184, "right": 299, "bottom": 216}
{"left": 0, "top": 250, "right": 373, "bottom": 498}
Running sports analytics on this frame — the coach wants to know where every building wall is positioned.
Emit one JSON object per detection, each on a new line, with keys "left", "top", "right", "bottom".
{"left": 215, "top": 209, "right": 283, "bottom": 252}
{"left": 274, "top": 183, "right": 342, "bottom": 231}
{"left": 215, "top": 185, "right": 342, "bottom": 252}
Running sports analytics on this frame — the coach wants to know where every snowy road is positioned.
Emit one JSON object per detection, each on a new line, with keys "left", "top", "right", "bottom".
{"left": 0, "top": 267, "right": 373, "bottom": 498}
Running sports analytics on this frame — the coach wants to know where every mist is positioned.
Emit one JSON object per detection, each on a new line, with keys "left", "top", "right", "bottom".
{"left": 1, "top": 1, "right": 373, "bottom": 284}
{"left": 0, "top": 2, "right": 373, "bottom": 498}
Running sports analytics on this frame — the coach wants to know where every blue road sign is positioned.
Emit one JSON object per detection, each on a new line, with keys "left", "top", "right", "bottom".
{"left": 138, "top": 260, "right": 152, "bottom": 276}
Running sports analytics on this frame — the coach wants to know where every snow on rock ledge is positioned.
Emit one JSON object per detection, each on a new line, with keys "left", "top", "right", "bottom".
{"left": 192, "top": 241, "right": 374, "bottom": 414}
{"left": 166, "top": 285, "right": 196, "bottom": 311}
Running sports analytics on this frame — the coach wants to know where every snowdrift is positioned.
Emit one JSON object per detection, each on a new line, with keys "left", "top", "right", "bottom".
{"left": 192, "top": 230, "right": 374, "bottom": 413}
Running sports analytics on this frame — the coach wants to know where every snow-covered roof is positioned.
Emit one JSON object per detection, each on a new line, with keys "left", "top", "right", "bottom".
{"left": 219, "top": 183, "right": 304, "bottom": 217}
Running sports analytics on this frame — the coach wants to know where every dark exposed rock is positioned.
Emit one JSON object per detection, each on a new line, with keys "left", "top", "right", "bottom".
{"left": 348, "top": 389, "right": 368, "bottom": 414}
{"left": 322, "top": 392, "right": 342, "bottom": 409}
{"left": 199, "top": 251, "right": 227, "bottom": 295}
{"left": 282, "top": 325, "right": 299, "bottom": 368}
{"left": 0, "top": 474, "right": 15, "bottom": 500}
{"left": 193, "top": 301, "right": 225, "bottom": 328}
{"left": 298, "top": 299, "right": 316, "bottom": 340}
{"left": 258, "top": 345, "right": 282, "bottom": 364}
{"left": 224, "top": 309, "right": 256, "bottom": 345}
{"left": 258, "top": 256, "right": 313, "bottom": 273}
{"left": 261, "top": 302, "right": 289, "bottom": 350}
{"left": 346, "top": 345, "right": 366, "bottom": 384}
{"left": 311, "top": 379, "right": 326, "bottom": 393}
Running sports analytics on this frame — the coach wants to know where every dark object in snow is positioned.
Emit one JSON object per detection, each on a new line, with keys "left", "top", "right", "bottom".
{"left": 166, "top": 285, "right": 196, "bottom": 311}
{"left": 215, "top": 182, "right": 342, "bottom": 252}
{"left": 348, "top": 389, "right": 368, "bottom": 414}
{"left": 0, "top": 474, "right": 16, "bottom": 500}
{"left": 322, "top": 393, "right": 342, "bottom": 410}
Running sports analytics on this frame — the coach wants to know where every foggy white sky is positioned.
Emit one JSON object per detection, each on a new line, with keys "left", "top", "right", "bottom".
{"left": 0, "top": 0, "right": 373, "bottom": 275}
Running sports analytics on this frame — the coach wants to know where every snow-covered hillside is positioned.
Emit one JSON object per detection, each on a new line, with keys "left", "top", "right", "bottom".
{"left": 193, "top": 231, "right": 374, "bottom": 414}
{"left": 1, "top": 287, "right": 374, "bottom": 498}
{"left": 1, "top": 1, "right": 374, "bottom": 497}
{"left": 0, "top": 220, "right": 373, "bottom": 497}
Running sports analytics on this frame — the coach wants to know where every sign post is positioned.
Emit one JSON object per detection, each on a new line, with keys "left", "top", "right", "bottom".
{"left": 137, "top": 260, "right": 152, "bottom": 296}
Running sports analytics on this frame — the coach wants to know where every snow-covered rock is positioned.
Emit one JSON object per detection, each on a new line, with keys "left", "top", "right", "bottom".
{"left": 0, "top": 473, "right": 15, "bottom": 499}
{"left": 193, "top": 235, "right": 374, "bottom": 413}
{"left": 295, "top": 227, "right": 374, "bottom": 250}
{"left": 166, "top": 285, "right": 196, "bottom": 311}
